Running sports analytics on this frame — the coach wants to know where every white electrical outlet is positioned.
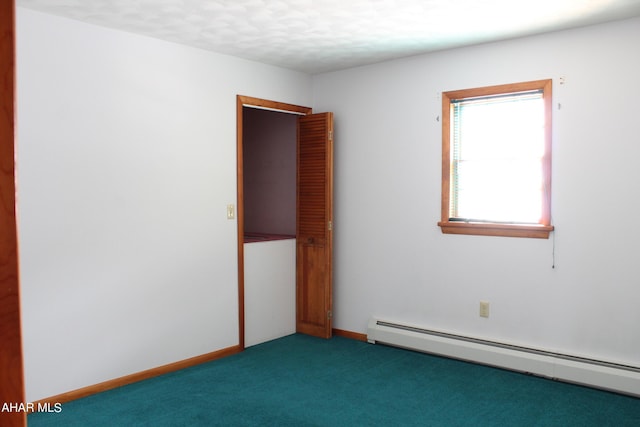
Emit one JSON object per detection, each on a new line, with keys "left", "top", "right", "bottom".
{"left": 479, "top": 301, "right": 490, "bottom": 318}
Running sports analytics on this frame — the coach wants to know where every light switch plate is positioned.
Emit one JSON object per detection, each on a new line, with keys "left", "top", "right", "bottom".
{"left": 480, "top": 301, "right": 490, "bottom": 318}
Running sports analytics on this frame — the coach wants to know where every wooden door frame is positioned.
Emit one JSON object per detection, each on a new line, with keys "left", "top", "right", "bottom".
{"left": 236, "top": 95, "right": 312, "bottom": 349}
{"left": 1, "top": 1, "right": 27, "bottom": 426}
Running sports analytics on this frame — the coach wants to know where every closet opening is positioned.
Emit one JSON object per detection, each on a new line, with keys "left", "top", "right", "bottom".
{"left": 236, "top": 96, "right": 311, "bottom": 349}
{"left": 237, "top": 95, "right": 334, "bottom": 349}
{"left": 242, "top": 106, "right": 298, "bottom": 243}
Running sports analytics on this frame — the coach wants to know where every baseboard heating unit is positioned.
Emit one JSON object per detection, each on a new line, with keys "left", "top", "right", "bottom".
{"left": 367, "top": 318, "right": 640, "bottom": 397}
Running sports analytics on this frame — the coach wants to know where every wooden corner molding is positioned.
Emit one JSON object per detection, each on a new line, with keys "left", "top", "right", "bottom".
{"left": 1, "top": 1, "right": 27, "bottom": 425}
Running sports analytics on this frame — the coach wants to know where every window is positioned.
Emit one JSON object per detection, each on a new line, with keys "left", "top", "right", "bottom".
{"left": 438, "top": 79, "right": 553, "bottom": 238}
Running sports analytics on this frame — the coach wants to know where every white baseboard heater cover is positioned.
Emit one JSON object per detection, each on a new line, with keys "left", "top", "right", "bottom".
{"left": 367, "top": 318, "right": 640, "bottom": 397}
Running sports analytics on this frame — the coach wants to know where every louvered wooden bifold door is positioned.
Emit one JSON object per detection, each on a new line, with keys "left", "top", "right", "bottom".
{"left": 296, "top": 112, "right": 334, "bottom": 339}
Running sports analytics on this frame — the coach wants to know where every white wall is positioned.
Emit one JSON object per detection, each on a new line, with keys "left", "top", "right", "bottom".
{"left": 17, "top": 8, "right": 311, "bottom": 401}
{"left": 244, "top": 240, "right": 296, "bottom": 347}
{"left": 17, "top": 5, "right": 640, "bottom": 402}
{"left": 313, "top": 17, "right": 640, "bottom": 367}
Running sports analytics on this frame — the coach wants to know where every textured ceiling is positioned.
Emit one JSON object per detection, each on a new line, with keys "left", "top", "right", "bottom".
{"left": 16, "top": 0, "right": 640, "bottom": 74}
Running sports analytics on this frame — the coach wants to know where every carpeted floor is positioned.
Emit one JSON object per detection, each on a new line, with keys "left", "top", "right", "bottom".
{"left": 29, "top": 334, "right": 640, "bottom": 426}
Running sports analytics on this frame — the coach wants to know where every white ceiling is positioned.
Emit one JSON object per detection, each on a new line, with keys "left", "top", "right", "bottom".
{"left": 16, "top": 0, "right": 640, "bottom": 74}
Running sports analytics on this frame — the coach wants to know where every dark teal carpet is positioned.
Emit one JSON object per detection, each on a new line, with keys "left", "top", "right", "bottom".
{"left": 29, "top": 334, "right": 640, "bottom": 426}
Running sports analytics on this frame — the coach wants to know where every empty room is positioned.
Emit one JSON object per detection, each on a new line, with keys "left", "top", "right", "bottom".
{"left": 2, "top": 0, "right": 640, "bottom": 425}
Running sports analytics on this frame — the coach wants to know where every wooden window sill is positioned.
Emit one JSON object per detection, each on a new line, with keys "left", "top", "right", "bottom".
{"left": 438, "top": 221, "right": 554, "bottom": 239}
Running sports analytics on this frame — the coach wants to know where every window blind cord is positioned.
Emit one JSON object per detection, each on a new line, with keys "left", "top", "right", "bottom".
{"left": 545, "top": 180, "right": 555, "bottom": 269}
{"left": 552, "top": 225, "right": 556, "bottom": 269}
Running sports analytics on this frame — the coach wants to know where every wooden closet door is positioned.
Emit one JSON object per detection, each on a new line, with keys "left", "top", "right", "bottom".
{"left": 296, "top": 112, "right": 334, "bottom": 338}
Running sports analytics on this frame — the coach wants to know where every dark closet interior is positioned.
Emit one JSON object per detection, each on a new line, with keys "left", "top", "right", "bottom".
{"left": 242, "top": 107, "right": 297, "bottom": 242}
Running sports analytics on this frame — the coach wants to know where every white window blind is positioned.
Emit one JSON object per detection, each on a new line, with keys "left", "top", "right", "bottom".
{"left": 450, "top": 90, "right": 545, "bottom": 224}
